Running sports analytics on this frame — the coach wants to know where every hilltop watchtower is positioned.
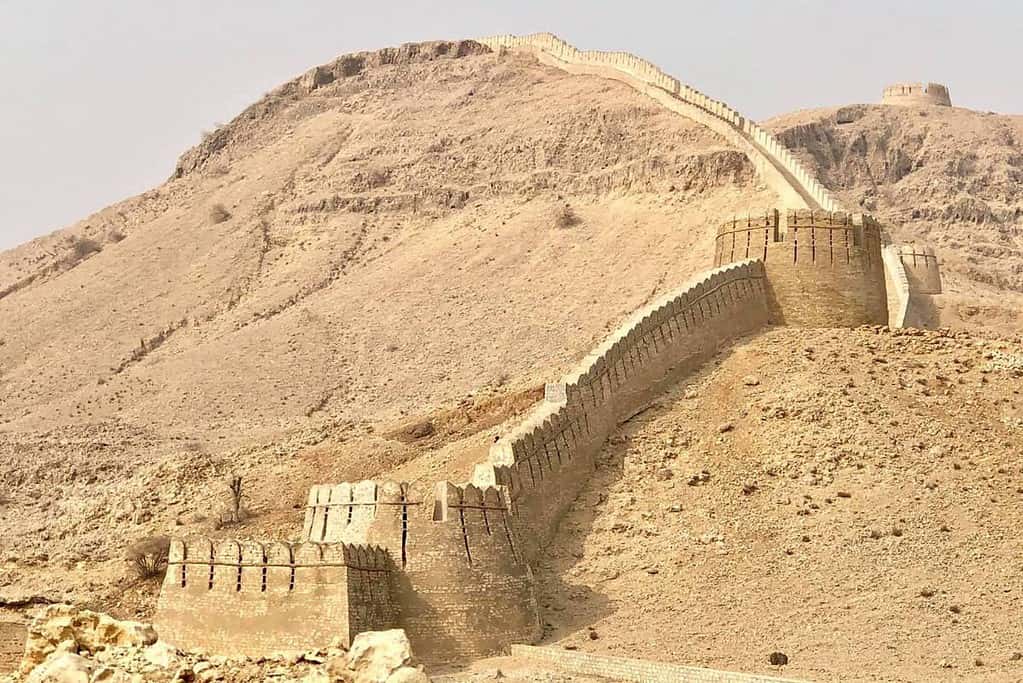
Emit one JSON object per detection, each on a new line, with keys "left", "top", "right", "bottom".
{"left": 882, "top": 82, "right": 951, "bottom": 107}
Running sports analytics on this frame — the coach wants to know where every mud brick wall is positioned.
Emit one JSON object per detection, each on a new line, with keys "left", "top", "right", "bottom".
{"left": 0, "top": 621, "right": 26, "bottom": 674}
{"left": 155, "top": 539, "right": 395, "bottom": 656}
{"left": 478, "top": 33, "right": 840, "bottom": 213}
{"left": 715, "top": 210, "right": 888, "bottom": 327}
{"left": 506, "top": 645, "right": 808, "bottom": 683}
{"left": 473, "top": 260, "right": 771, "bottom": 563}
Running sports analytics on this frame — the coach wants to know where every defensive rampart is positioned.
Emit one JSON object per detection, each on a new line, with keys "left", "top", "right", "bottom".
{"left": 714, "top": 210, "right": 888, "bottom": 327}
{"left": 898, "top": 245, "right": 942, "bottom": 294}
{"left": 882, "top": 245, "right": 911, "bottom": 328}
{"left": 882, "top": 82, "right": 952, "bottom": 107}
{"left": 288, "top": 260, "right": 771, "bottom": 662}
{"left": 477, "top": 33, "right": 840, "bottom": 213}
{"left": 155, "top": 539, "right": 396, "bottom": 656}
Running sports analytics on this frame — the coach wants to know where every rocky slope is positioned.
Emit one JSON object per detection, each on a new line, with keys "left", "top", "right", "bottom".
{"left": 767, "top": 104, "right": 1023, "bottom": 333}
{"left": 537, "top": 326, "right": 1023, "bottom": 682}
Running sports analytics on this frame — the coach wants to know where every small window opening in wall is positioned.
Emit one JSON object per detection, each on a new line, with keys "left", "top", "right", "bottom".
{"left": 180, "top": 563, "right": 187, "bottom": 588}
{"left": 261, "top": 565, "right": 268, "bottom": 592}
{"left": 236, "top": 564, "right": 242, "bottom": 592}
{"left": 400, "top": 484, "right": 410, "bottom": 570}
{"left": 321, "top": 507, "right": 330, "bottom": 541}
{"left": 208, "top": 563, "right": 214, "bottom": 591}
{"left": 288, "top": 547, "right": 296, "bottom": 591}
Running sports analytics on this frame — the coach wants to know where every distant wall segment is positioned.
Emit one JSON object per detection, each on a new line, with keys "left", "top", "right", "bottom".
{"left": 477, "top": 33, "right": 840, "bottom": 213}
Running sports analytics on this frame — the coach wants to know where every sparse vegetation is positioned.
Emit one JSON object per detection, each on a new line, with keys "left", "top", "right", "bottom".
{"left": 554, "top": 203, "right": 581, "bottom": 229}
{"left": 68, "top": 235, "right": 103, "bottom": 260}
{"left": 209, "top": 203, "right": 231, "bottom": 224}
{"left": 126, "top": 535, "right": 171, "bottom": 580}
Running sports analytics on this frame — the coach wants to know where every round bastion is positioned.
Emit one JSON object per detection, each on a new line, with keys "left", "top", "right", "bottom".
{"left": 882, "top": 82, "right": 951, "bottom": 107}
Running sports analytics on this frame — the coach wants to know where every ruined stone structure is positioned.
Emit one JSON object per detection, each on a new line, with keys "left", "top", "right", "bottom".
{"left": 882, "top": 82, "right": 952, "bottom": 107}
{"left": 155, "top": 33, "right": 944, "bottom": 665}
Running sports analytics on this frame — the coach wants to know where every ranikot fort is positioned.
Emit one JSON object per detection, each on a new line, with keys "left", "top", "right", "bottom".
{"left": 143, "top": 33, "right": 944, "bottom": 674}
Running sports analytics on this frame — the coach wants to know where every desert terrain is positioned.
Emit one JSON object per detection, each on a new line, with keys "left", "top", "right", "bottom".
{"left": 2, "top": 38, "right": 1023, "bottom": 683}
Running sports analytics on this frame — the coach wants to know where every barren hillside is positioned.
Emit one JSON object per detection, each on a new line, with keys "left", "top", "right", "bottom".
{"left": 0, "top": 41, "right": 776, "bottom": 609}
{"left": 537, "top": 326, "right": 1023, "bottom": 683}
{"left": 767, "top": 105, "right": 1023, "bottom": 333}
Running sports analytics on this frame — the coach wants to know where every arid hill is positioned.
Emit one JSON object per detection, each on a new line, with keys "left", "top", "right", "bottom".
{"left": 0, "top": 41, "right": 776, "bottom": 610}
{"left": 2, "top": 37, "right": 1023, "bottom": 683}
{"left": 766, "top": 105, "right": 1023, "bottom": 333}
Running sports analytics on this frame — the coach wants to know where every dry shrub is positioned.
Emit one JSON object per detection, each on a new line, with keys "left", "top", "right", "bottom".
{"left": 68, "top": 236, "right": 102, "bottom": 260}
{"left": 126, "top": 535, "right": 171, "bottom": 580}
{"left": 209, "top": 203, "right": 231, "bottom": 224}
{"left": 554, "top": 204, "right": 581, "bottom": 229}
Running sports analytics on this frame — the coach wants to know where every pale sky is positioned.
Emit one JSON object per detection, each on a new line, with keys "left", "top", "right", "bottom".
{"left": 2, "top": 0, "right": 1020, "bottom": 251}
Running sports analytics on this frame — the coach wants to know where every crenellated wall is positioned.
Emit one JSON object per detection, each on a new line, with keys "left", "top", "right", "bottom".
{"left": 882, "top": 82, "right": 952, "bottom": 107}
{"left": 898, "top": 245, "right": 942, "bottom": 295}
{"left": 477, "top": 33, "right": 840, "bottom": 213}
{"left": 155, "top": 538, "right": 396, "bottom": 656}
{"left": 715, "top": 210, "right": 888, "bottom": 327}
{"left": 153, "top": 34, "right": 955, "bottom": 667}
{"left": 470, "top": 260, "right": 771, "bottom": 562}
{"left": 289, "top": 261, "right": 770, "bottom": 663}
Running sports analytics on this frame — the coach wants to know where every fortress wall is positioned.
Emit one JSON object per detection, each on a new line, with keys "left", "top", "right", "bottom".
{"left": 898, "top": 245, "right": 942, "bottom": 295}
{"left": 302, "top": 479, "right": 407, "bottom": 560}
{"left": 714, "top": 210, "right": 888, "bottom": 327}
{"left": 882, "top": 245, "right": 911, "bottom": 328}
{"left": 474, "top": 260, "right": 771, "bottom": 563}
{"left": 298, "top": 478, "right": 539, "bottom": 663}
{"left": 478, "top": 33, "right": 841, "bottom": 213}
{"left": 395, "top": 482, "right": 540, "bottom": 663}
{"left": 882, "top": 82, "right": 952, "bottom": 107}
{"left": 155, "top": 538, "right": 396, "bottom": 656}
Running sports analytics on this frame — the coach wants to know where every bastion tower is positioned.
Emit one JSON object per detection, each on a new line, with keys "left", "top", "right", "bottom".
{"left": 882, "top": 82, "right": 952, "bottom": 107}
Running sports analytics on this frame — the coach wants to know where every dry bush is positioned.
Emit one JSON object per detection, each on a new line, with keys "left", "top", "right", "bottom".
{"left": 68, "top": 236, "right": 102, "bottom": 260}
{"left": 209, "top": 203, "right": 231, "bottom": 224}
{"left": 126, "top": 535, "right": 171, "bottom": 580}
{"left": 107, "top": 229, "right": 126, "bottom": 243}
{"left": 554, "top": 204, "right": 581, "bottom": 229}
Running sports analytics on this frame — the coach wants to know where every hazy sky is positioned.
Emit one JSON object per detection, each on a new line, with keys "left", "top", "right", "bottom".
{"left": 2, "top": 0, "right": 1021, "bottom": 251}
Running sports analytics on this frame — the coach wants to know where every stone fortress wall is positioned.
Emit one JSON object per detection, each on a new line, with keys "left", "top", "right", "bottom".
{"left": 882, "top": 82, "right": 952, "bottom": 107}
{"left": 155, "top": 539, "right": 396, "bottom": 657}
{"left": 154, "top": 32, "right": 947, "bottom": 667}
{"left": 157, "top": 261, "right": 773, "bottom": 662}
{"left": 714, "top": 210, "right": 888, "bottom": 327}
{"left": 897, "top": 245, "right": 942, "bottom": 294}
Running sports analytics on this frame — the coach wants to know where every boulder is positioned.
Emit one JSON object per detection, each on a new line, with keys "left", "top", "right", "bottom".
{"left": 20, "top": 605, "right": 157, "bottom": 675}
{"left": 340, "top": 630, "right": 423, "bottom": 683}
{"left": 386, "top": 667, "right": 430, "bottom": 683}
{"left": 25, "top": 652, "right": 94, "bottom": 683}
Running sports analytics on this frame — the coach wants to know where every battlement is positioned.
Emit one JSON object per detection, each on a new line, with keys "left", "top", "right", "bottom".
{"left": 156, "top": 538, "right": 395, "bottom": 656}
{"left": 713, "top": 209, "right": 887, "bottom": 326}
{"left": 882, "top": 82, "right": 952, "bottom": 107}
{"left": 897, "top": 244, "right": 942, "bottom": 294}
